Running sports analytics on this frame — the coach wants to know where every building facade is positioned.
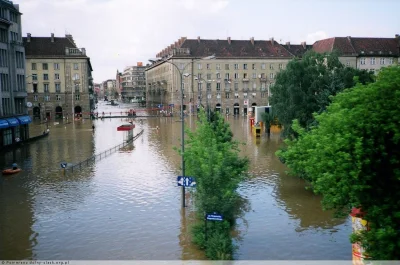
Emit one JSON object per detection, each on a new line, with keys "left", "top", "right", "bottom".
{"left": 121, "top": 63, "right": 146, "bottom": 102}
{"left": 23, "top": 33, "right": 94, "bottom": 120}
{"left": 146, "top": 37, "right": 294, "bottom": 115}
{"left": 0, "top": 0, "right": 31, "bottom": 148}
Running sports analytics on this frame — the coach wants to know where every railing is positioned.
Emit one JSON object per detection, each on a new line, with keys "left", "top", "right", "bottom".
{"left": 62, "top": 129, "right": 144, "bottom": 174}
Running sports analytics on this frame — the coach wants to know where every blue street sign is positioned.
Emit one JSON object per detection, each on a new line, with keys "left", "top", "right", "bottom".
{"left": 157, "top": 104, "right": 163, "bottom": 108}
{"left": 177, "top": 176, "right": 196, "bottom": 187}
{"left": 206, "top": 212, "right": 223, "bottom": 221}
{"left": 60, "top": 162, "right": 67, "bottom": 169}
{"left": 169, "top": 104, "right": 174, "bottom": 107}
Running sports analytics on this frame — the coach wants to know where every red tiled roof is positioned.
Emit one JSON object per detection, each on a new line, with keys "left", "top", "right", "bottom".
{"left": 175, "top": 39, "right": 294, "bottom": 58}
{"left": 313, "top": 37, "right": 399, "bottom": 56}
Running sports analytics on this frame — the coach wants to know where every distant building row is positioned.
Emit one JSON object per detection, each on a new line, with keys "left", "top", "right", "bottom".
{"left": 146, "top": 35, "right": 399, "bottom": 115}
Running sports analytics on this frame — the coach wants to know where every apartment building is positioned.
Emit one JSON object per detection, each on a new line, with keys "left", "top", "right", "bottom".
{"left": 313, "top": 35, "right": 400, "bottom": 73}
{"left": 121, "top": 63, "right": 146, "bottom": 102}
{"left": 0, "top": 0, "right": 31, "bottom": 148}
{"left": 23, "top": 33, "right": 94, "bottom": 120}
{"left": 146, "top": 37, "right": 294, "bottom": 115}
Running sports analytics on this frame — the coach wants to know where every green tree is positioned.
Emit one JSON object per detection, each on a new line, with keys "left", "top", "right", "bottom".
{"left": 270, "top": 50, "right": 374, "bottom": 136}
{"left": 277, "top": 66, "right": 400, "bottom": 259}
{"left": 183, "top": 110, "right": 249, "bottom": 259}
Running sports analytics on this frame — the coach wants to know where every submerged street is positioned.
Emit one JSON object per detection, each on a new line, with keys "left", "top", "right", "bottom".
{"left": 0, "top": 102, "right": 351, "bottom": 260}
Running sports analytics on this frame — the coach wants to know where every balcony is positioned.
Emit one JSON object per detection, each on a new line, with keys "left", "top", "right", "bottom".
{"left": 260, "top": 78, "right": 267, "bottom": 82}
{"left": 224, "top": 79, "right": 232, "bottom": 83}
{"left": 260, "top": 88, "right": 267, "bottom": 92}
{"left": 242, "top": 88, "right": 249, "bottom": 92}
{"left": 242, "top": 78, "right": 249, "bottom": 82}
{"left": 225, "top": 88, "right": 231, "bottom": 92}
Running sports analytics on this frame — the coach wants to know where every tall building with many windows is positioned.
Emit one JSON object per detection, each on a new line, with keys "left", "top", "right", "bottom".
{"left": 121, "top": 63, "right": 146, "bottom": 102}
{"left": 0, "top": 0, "right": 31, "bottom": 149}
{"left": 146, "top": 37, "right": 293, "bottom": 115}
{"left": 23, "top": 33, "right": 94, "bottom": 120}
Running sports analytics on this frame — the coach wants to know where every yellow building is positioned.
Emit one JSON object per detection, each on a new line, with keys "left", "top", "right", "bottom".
{"left": 23, "top": 33, "right": 94, "bottom": 120}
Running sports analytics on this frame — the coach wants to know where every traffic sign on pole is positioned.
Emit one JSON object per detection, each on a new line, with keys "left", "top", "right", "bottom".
{"left": 206, "top": 212, "right": 223, "bottom": 221}
{"left": 177, "top": 176, "right": 196, "bottom": 187}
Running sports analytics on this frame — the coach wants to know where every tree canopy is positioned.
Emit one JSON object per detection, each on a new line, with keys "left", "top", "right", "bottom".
{"left": 270, "top": 50, "right": 374, "bottom": 136}
{"left": 277, "top": 66, "right": 400, "bottom": 259}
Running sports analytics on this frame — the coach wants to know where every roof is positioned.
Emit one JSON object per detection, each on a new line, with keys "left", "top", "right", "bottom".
{"left": 177, "top": 39, "right": 294, "bottom": 58}
{"left": 23, "top": 36, "right": 87, "bottom": 57}
{"left": 313, "top": 37, "right": 399, "bottom": 57}
{"left": 282, "top": 44, "right": 312, "bottom": 57}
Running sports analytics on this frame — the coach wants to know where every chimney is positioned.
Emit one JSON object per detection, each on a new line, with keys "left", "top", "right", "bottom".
{"left": 180, "top": 36, "right": 187, "bottom": 45}
{"left": 51, "top": 33, "right": 54, "bottom": 42}
{"left": 197, "top": 36, "right": 201, "bottom": 43}
{"left": 250, "top": 37, "right": 254, "bottom": 46}
{"left": 27, "top": 33, "right": 31, "bottom": 42}
{"left": 81, "top": 48, "right": 86, "bottom": 55}
{"left": 301, "top": 41, "right": 306, "bottom": 49}
{"left": 395, "top": 34, "right": 400, "bottom": 39}
{"left": 227, "top": 37, "right": 231, "bottom": 45}
{"left": 270, "top": 37, "right": 274, "bottom": 46}
{"left": 286, "top": 42, "right": 290, "bottom": 49}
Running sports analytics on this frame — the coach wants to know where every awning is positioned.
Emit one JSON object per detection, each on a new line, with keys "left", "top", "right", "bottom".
{"left": 0, "top": 119, "right": 9, "bottom": 129}
{"left": 16, "top": 115, "right": 32, "bottom": 125}
{"left": 5, "top": 118, "right": 20, "bottom": 127}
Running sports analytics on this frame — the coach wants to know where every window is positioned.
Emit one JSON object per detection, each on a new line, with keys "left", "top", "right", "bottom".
{"left": 44, "top": 95, "right": 50, "bottom": 101}
{"left": 225, "top": 92, "right": 230, "bottom": 99}
{"left": 55, "top": 83, "right": 61, "bottom": 92}
{"left": 206, "top": 83, "right": 212, "bottom": 90}
{"left": 216, "top": 64, "right": 221, "bottom": 70}
{"left": 380, "top": 58, "right": 385, "bottom": 65}
{"left": 44, "top": 84, "right": 49, "bottom": 92}
{"left": 17, "top": 74, "right": 24, "bottom": 91}
{"left": 54, "top": 63, "right": 60, "bottom": 70}
{"left": 33, "top": 95, "right": 38, "bottom": 101}
{"left": 252, "top": 73, "right": 257, "bottom": 79}
{"left": 216, "top": 73, "right": 221, "bottom": 79}
{"left": 32, "top": 74, "right": 37, "bottom": 81}
{"left": 216, "top": 93, "right": 221, "bottom": 99}
{"left": 360, "top": 58, "right": 366, "bottom": 65}
{"left": 43, "top": 74, "right": 49, "bottom": 80}
{"left": 207, "top": 94, "right": 211, "bottom": 99}
{"left": 198, "top": 73, "right": 202, "bottom": 80}
{"left": 389, "top": 58, "right": 393, "bottom": 65}
{"left": 216, "top": 83, "right": 221, "bottom": 90}
{"left": 346, "top": 61, "right": 350, "bottom": 67}
{"left": 270, "top": 73, "right": 274, "bottom": 79}
{"left": 197, "top": 63, "right": 202, "bottom": 70}
{"left": 261, "top": 92, "right": 267, "bottom": 98}
{"left": 55, "top": 73, "right": 60, "bottom": 80}
{"left": 370, "top": 58, "right": 375, "bottom": 65}
{"left": 243, "top": 64, "right": 248, "bottom": 70}
{"left": 43, "top": 63, "right": 48, "bottom": 70}
{"left": 56, "top": 95, "right": 61, "bottom": 101}
{"left": 279, "top": 63, "right": 283, "bottom": 69}
{"left": 234, "top": 64, "right": 239, "bottom": 70}
{"left": 252, "top": 82, "right": 257, "bottom": 90}
{"left": 243, "top": 93, "right": 248, "bottom": 99}
{"left": 0, "top": 73, "right": 10, "bottom": 91}
{"left": 75, "top": 84, "right": 80, "bottom": 92}
{"left": 206, "top": 64, "right": 211, "bottom": 70}
{"left": 73, "top": 63, "right": 79, "bottom": 70}
{"left": 225, "top": 108, "right": 229, "bottom": 114}
{"left": 10, "top": 12, "right": 18, "bottom": 23}
{"left": 234, "top": 93, "right": 239, "bottom": 99}
{"left": 15, "top": 51, "right": 24, "bottom": 68}
{"left": 234, "top": 73, "right": 239, "bottom": 79}
{"left": 73, "top": 73, "right": 80, "bottom": 80}
{"left": 225, "top": 64, "right": 230, "bottom": 70}
{"left": 75, "top": 94, "right": 80, "bottom": 101}
{"left": 33, "top": 84, "right": 38, "bottom": 93}
{"left": 252, "top": 64, "right": 256, "bottom": 70}
{"left": 261, "top": 63, "right": 266, "bottom": 70}
{"left": 32, "top": 63, "right": 36, "bottom": 70}
{"left": 243, "top": 73, "right": 248, "bottom": 79}
{"left": 234, "top": 82, "right": 239, "bottom": 91}
{"left": 0, "top": 49, "right": 7, "bottom": 67}
{"left": 207, "top": 73, "right": 211, "bottom": 80}
{"left": 225, "top": 73, "right": 230, "bottom": 79}
{"left": 0, "top": 28, "right": 8, "bottom": 43}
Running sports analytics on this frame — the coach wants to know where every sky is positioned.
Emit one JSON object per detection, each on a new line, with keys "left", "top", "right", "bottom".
{"left": 18, "top": 0, "right": 400, "bottom": 83}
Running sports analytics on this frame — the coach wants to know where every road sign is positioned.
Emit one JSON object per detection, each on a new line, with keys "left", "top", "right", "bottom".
{"left": 157, "top": 104, "right": 163, "bottom": 108}
{"left": 206, "top": 212, "right": 223, "bottom": 221}
{"left": 177, "top": 176, "right": 196, "bottom": 187}
{"left": 60, "top": 162, "right": 67, "bottom": 168}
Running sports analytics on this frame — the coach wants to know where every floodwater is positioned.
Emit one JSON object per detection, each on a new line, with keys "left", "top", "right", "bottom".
{"left": 0, "top": 102, "right": 351, "bottom": 260}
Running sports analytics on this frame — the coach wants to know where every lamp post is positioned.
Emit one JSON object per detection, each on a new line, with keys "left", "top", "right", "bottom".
{"left": 149, "top": 55, "right": 215, "bottom": 208}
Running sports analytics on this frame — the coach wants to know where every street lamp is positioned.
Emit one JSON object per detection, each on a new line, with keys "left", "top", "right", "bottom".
{"left": 149, "top": 54, "right": 215, "bottom": 208}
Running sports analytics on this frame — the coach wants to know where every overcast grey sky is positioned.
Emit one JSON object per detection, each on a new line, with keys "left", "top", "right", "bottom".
{"left": 19, "top": 0, "right": 400, "bottom": 83}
